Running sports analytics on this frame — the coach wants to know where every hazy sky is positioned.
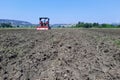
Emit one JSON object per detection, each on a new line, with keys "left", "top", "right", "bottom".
{"left": 0, "top": 0, "right": 120, "bottom": 24}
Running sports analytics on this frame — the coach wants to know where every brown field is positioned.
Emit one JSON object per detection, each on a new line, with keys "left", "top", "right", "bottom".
{"left": 0, "top": 29, "right": 120, "bottom": 80}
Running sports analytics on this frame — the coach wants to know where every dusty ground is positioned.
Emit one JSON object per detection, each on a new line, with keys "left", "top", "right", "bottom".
{"left": 0, "top": 29, "right": 120, "bottom": 80}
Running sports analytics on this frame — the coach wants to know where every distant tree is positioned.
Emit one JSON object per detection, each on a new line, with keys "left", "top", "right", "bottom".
{"left": 101, "top": 24, "right": 107, "bottom": 27}
{"left": 93, "top": 23, "right": 99, "bottom": 27}
{"left": 1, "top": 23, "right": 6, "bottom": 28}
{"left": 0, "top": 23, "right": 13, "bottom": 28}
{"left": 17, "top": 25, "right": 20, "bottom": 28}
{"left": 83, "top": 23, "right": 92, "bottom": 28}
{"left": 118, "top": 25, "right": 120, "bottom": 27}
{"left": 76, "top": 21, "right": 84, "bottom": 28}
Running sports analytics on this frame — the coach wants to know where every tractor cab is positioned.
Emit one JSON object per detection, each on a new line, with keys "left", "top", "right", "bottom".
{"left": 37, "top": 17, "right": 50, "bottom": 30}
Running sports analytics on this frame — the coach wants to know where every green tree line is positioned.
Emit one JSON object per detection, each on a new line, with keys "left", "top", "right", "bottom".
{"left": 0, "top": 23, "right": 34, "bottom": 28}
{"left": 74, "top": 21, "right": 120, "bottom": 28}
{"left": 0, "top": 23, "right": 15, "bottom": 28}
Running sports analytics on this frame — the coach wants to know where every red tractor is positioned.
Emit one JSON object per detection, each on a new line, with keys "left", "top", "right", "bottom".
{"left": 37, "top": 17, "right": 50, "bottom": 30}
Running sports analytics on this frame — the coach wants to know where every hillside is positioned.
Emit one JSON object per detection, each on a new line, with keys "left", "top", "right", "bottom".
{"left": 0, "top": 19, "right": 33, "bottom": 26}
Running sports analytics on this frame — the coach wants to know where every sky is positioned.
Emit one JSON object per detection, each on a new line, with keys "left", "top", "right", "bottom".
{"left": 0, "top": 0, "right": 120, "bottom": 24}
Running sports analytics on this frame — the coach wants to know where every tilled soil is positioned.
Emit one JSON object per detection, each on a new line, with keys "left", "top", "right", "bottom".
{"left": 0, "top": 29, "right": 120, "bottom": 80}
